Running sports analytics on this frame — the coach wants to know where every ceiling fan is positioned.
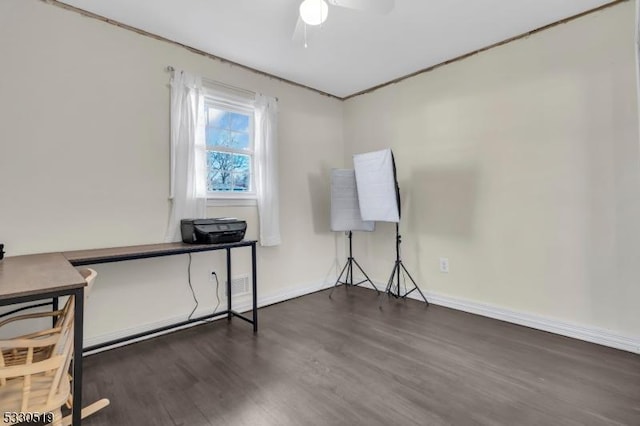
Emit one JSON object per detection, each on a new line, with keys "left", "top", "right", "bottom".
{"left": 293, "top": 0, "right": 395, "bottom": 47}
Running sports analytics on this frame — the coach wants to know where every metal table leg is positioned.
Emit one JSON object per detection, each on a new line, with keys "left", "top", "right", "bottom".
{"left": 72, "top": 288, "right": 84, "bottom": 426}
{"left": 252, "top": 242, "right": 257, "bottom": 332}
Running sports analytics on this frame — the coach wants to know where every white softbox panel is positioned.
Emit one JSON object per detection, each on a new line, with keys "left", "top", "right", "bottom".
{"left": 330, "top": 169, "right": 375, "bottom": 232}
{"left": 353, "top": 148, "right": 400, "bottom": 223}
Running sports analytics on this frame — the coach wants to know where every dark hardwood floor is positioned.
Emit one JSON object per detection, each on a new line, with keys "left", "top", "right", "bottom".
{"left": 81, "top": 287, "right": 640, "bottom": 425}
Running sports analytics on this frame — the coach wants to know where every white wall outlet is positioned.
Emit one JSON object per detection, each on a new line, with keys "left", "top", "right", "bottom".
{"left": 439, "top": 257, "right": 449, "bottom": 273}
{"left": 209, "top": 270, "right": 217, "bottom": 282}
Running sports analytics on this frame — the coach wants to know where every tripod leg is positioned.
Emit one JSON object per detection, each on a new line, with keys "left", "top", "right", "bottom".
{"left": 384, "top": 265, "right": 394, "bottom": 293}
{"left": 329, "top": 258, "right": 350, "bottom": 298}
{"left": 379, "top": 265, "right": 393, "bottom": 306}
{"left": 351, "top": 258, "right": 380, "bottom": 293}
{"left": 346, "top": 258, "right": 353, "bottom": 287}
{"left": 379, "top": 262, "right": 402, "bottom": 308}
{"left": 399, "top": 262, "right": 429, "bottom": 305}
{"left": 386, "top": 263, "right": 401, "bottom": 297}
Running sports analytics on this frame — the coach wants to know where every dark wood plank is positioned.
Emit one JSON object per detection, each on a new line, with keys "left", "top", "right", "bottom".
{"left": 0, "top": 252, "right": 85, "bottom": 302}
{"left": 81, "top": 287, "right": 640, "bottom": 426}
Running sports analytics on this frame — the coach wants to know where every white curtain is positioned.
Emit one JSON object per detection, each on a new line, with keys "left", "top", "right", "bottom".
{"left": 254, "top": 94, "right": 281, "bottom": 246}
{"left": 164, "top": 70, "right": 207, "bottom": 242}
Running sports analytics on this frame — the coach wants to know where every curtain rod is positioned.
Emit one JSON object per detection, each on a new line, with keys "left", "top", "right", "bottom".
{"left": 167, "top": 66, "right": 277, "bottom": 101}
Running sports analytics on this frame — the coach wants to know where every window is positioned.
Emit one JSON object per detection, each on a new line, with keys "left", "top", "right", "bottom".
{"left": 204, "top": 95, "right": 255, "bottom": 199}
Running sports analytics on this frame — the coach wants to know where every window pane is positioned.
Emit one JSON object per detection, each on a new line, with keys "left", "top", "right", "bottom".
{"left": 229, "top": 113, "right": 249, "bottom": 132}
{"left": 206, "top": 108, "right": 251, "bottom": 150}
{"left": 207, "top": 151, "right": 251, "bottom": 192}
{"left": 207, "top": 107, "right": 230, "bottom": 128}
{"left": 206, "top": 128, "right": 231, "bottom": 147}
{"left": 229, "top": 131, "right": 250, "bottom": 150}
{"left": 204, "top": 100, "right": 253, "bottom": 196}
{"left": 231, "top": 169, "right": 250, "bottom": 192}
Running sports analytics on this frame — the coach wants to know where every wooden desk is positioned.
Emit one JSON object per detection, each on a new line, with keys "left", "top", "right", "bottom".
{"left": 63, "top": 241, "right": 259, "bottom": 352}
{"left": 0, "top": 253, "right": 86, "bottom": 426}
{"left": 0, "top": 240, "right": 257, "bottom": 425}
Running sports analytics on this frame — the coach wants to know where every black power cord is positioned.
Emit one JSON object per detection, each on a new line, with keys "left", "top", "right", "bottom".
{"left": 186, "top": 253, "right": 222, "bottom": 321}
{"left": 211, "top": 272, "right": 221, "bottom": 315}
{"left": 187, "top": 253, "right": 199, "bottom": 320}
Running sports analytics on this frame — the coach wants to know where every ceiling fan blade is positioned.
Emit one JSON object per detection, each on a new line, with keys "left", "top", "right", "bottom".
{"left": 327, "top": 0, "right": 394, "bottom": 14}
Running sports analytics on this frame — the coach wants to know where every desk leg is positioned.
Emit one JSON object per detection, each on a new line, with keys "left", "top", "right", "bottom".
{"left": 52, "top": 297, "right": 59, "bottom": 328}
{"left": 252, "top": 242, "right": 257, "bottom": 333}
{"left": 226, "top": 248, "right": 232, "bottom": 321}
{"left": 72, "top": 288, "right": 84, "bottom": 426}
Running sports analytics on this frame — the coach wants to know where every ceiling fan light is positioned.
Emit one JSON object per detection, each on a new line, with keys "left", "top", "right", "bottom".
{"left": 300, "top": 0, "right": 329, "bottom": 26}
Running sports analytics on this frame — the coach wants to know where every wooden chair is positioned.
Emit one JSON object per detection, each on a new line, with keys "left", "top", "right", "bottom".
{"left": 0, "top": 268, "right": 110, "bottom": 425}
{"left": 0, "top": 295, "right": 75, "bottom": 425}
{"left": 0, "top": 268, "right": 98, "bottom": 365}
{"left": 79, "top": 268, "right": 98, "bottom": 301}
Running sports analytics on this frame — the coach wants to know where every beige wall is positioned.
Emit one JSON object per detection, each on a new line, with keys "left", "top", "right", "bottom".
{"left": 0, "top": 1, "right": 344, "bottom": 342}
{"left": 344, "top": 1, "right": 640, "bottom": 339}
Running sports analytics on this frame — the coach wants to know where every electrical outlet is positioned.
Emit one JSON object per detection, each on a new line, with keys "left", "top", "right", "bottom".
{"left": 209, "top": 270, "right": 217, "bottom": 282}
{"left": 439, "top": 257, "right": 449, "bottom": 273}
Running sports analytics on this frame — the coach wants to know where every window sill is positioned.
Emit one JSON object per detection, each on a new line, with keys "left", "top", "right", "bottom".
{"left": 207, "top": 198, "right": 257, "bottom": 207}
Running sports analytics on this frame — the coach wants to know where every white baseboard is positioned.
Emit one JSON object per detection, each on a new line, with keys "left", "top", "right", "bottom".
{"left": 83, "top": 279, "right": 334, "bottom": 355}
{"left": 370, "top": 280, "right": 640, "bottom": 354}
{"left": 84, "top": 278, "right": 640, "bottom": 356}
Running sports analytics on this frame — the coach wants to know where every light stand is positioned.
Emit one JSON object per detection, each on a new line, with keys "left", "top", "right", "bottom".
{"left": 330, "top": 231, "right": 379, "bottom": 297}
{"left": 384, "top": 222, "right": 429, "bottom": 304}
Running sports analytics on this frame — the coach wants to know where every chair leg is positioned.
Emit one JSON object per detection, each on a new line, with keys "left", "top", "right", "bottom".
{"left": 51, "top": 408, "right": 63, "bottom": 426}
{"left": 61, "top": 398, "right": 111, "bottom": 426}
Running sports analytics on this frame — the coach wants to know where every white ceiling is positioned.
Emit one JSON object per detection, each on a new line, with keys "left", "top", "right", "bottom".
{"left": 59, "top": 0, "right": 615, "bottom": 98}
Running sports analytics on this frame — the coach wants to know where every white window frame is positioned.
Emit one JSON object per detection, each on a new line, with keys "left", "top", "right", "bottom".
{"left": 204, "top": 88, "right": 257, "bottom": 205}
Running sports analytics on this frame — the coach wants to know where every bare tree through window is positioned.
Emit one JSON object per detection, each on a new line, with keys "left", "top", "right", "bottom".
{"left": 205, "top": 105, "right": 253, "bottom": 193}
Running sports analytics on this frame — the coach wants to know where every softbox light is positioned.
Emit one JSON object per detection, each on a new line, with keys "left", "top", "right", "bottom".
{"left": 330, "top": 169, "right": 375, "bottom": 232}
{"left": 353, "top": 148, "right": 400, "bottom": 223}
{"left": 353, "top": 149, "right": 428, "bottom": 305}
